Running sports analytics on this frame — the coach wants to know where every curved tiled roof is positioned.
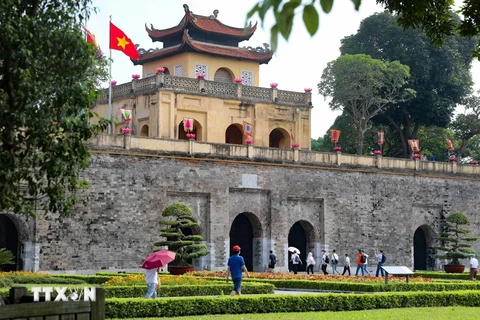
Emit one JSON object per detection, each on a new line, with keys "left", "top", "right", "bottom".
{"left": 145, "top": 8, "right": 257, "bottom": 42}
{"left": 133, "top": 30, "right": 273, "bottom": 65}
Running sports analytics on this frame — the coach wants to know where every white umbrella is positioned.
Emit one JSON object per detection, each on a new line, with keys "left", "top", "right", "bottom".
{"left": 288, "top": 246, "right": 300, "bottom": 254}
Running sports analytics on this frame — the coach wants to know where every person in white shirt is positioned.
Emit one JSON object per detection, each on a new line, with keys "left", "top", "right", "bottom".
{"left": 306, "top": 252, "right": 316, "bottom": 275}
{"left": 331, "top": 250, "right": 339, "bottom": 274}
{"left": 469, "top": 253, "right": 478, "bottom": 280}
{"left": 145, "top": 267, "right": 161, "bottom": 298}
{"left": 290, "top": 251, "right": 302, "bottom": 274}
{"left": 362, "top": 250, "right": 370, "bottom": 275}
{"left": 321, "top": 250, "right": 329, "bottom": 275}
{"left": 342, "top": 253, "right": 351, "bottom": 275}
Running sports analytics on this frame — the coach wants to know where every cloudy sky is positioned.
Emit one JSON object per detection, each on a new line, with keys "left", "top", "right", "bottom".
{"left": 87, "top": 0, "right": 480, "bottom": 139}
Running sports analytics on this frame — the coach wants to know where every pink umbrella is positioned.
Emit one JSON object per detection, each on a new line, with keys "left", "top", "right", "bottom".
{"left": 141, "top": 250, "right": 176, "bottom": 269}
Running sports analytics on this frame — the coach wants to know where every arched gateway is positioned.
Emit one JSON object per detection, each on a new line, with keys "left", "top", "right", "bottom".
{"left": 413, "top": 225, "right": 437, "bottom": 271}
{"left": 229, "top": 212, "right": 262, "bottom": 271}
{"left": 288, "top": 220, "right": 316, "bottom": 272}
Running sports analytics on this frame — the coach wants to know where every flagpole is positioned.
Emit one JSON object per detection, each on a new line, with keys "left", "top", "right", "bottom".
{"left": 108, "top": 15, "right": 113, "bottom": 134}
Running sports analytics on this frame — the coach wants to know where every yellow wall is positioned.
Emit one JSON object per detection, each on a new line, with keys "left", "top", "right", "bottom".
{"left": 142, "top": 52, "right": 260, "bottom": 86}
{"left": 92, "top": 88, "right": 312, "bottom": 150}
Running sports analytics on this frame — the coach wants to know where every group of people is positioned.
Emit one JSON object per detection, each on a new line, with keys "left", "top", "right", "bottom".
{"left": 142, "top": 246, "right": 479, "bottom": 299}
{"left": 287, "top": 248, "right": 387, "bottom": 277}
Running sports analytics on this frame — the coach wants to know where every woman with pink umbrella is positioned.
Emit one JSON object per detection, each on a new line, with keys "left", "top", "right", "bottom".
{"left": 142, "top": 250, "right": 176, "bottom": 298}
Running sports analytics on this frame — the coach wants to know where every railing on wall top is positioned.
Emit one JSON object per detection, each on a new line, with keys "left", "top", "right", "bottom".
{"left": 98, "top": 74, "right": 312, "bottom": 106}
{"left": 88, "top": 134, "right": 480, "bottom": 176}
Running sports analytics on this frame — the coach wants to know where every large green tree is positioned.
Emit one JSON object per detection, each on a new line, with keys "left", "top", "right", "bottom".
{"left": 318, "top": 54, "right": 414, "bottom": 155}
{"left": 340, "top": 12, "right": 475, "bottom": 158}
{"left": 0, "top": 0, "right": 108, "bottom": 216}
{"left": 450, "top": 90, "right": 480, "bottom": 160}
{"left": 247, "top": 0, "right": 480, "bottom": 58}
{"left": 321, "top": 112, "right": 393, "bottom": 155}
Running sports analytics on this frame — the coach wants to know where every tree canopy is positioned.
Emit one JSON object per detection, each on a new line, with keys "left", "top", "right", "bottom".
{"left": 451, "top": 90, "right": 480, "bottom": 159}
{"left": 340, "top": 12, "right": 475, "bottom": 157}
{"left": 318, "top": 54, "right": 414, "bottom": 154}
{"left": 247, "top": 0, "right": 480, "bottom": 58}
{"left": 0, "top": 0, "right": 108, "bottom": 216}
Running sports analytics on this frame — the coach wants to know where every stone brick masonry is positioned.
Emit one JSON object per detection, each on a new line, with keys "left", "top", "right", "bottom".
{"left": 31, "top": 151, "right": 480, "bottom": 272}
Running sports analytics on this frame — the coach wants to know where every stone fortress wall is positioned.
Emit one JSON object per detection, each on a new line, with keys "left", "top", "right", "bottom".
{"left": 16, "top": 135, "right": 480, "bottom": 272}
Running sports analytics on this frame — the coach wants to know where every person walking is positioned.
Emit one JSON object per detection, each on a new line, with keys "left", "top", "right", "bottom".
{"left": 226, "top": 245, "right": 250, "bottom": 295}
{"left": 321, "top": 250, "right": 329, "bottom": 275}
{"left": 306, "top": 252, "right": 316, "bottom": 275}
{"left": 355, "top": 249, "right": 365, "bottom": 276}
{"left": 375, "top": 249, "right": 385, "bottom": 277}
{"left": 290, "top": 250, "right": 302, "bottom": 274}
{"left": 331, "top": 250, "right": 339, "bottom": 275}
{"left": 362, "top": 250, "right": 370, "bottom": 276}
{"left": 342, "top": 253, "right": 351, "bottom": 275}
{"left": 144, "top": 267, "right": 161, "bottom": 298}
{"left": 469, "top": 253, "right": 478, "bottom": 281}
{"left": 267, "top": 250, "right": 277, "bottom": 273}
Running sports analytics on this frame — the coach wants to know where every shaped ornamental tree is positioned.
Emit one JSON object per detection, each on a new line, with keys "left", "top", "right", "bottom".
{"left": 433, "top": 212, "right": 478, "bottom": 265}
{"left": 154, "top": 203, "right": 209, "bottom": 266}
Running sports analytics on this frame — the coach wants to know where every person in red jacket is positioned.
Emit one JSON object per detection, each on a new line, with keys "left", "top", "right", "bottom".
{"left": 355, "top": 249, "right": 365, "bottom": 276}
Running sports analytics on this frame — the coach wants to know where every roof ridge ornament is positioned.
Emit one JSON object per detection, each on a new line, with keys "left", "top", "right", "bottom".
{"left": 242, "top": 43, "right": 271, "bottom": 53}
{"left": 209, "top": 9, "right": 219, "bottom": 19}
{"left": 183, "top": 4, "right": 189, "bottom": 13}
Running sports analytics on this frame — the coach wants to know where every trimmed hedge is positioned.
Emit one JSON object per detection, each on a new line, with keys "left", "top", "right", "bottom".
{"left": 105, "top": 282, "right": 274, "bottom": 298}
{"left": 0, "top": 288, "right": 8, "bottom": 296}
{"left": 0, "top": 275, "right": 87, "bottom": 286}
{"left": 240, "top": 278, "right": 480, "bottom": 292}
{"left": 414, "top": 271, "right": 471, "bottom": 281}
{"left": 0, "top": 283, "right": 274, "bottom": 299}
{"left": 105, "top": 290, "right": 480, "bottom": 318}
{"left": 50, "top": 274, "right": 112, "bottom": 284}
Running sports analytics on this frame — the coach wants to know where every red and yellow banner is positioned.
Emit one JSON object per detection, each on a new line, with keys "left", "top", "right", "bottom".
{"left": 377, "top": 131, "right": 384, "bottom": 145}
{"left": 408, "top": 139, "right": 420, "bottom": 152}
{"left": 446, "top": 139, "right": 454, "bottom": 151}
{"left": 330, "top": 129, "right": 341, "bottom": 143}
{"left": 243, "top": 121, "right": 253, "bottom": 137}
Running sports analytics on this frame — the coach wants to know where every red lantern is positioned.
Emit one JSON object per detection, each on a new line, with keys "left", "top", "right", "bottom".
{"left": 183, "top": 119, "right": 194, "bottom": 132}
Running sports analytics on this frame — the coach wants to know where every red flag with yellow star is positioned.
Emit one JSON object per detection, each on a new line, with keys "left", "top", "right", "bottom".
{"left": 109, "top": 22, "right": 139, "bottom": 60}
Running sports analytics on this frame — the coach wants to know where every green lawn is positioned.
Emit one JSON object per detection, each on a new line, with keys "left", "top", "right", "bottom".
{"left": 110, "top": 307, "right": 479, "bottom": 320}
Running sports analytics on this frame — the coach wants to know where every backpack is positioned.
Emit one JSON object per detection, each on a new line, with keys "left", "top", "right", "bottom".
{"left": 360, "top": 254, "right": 366, "bottom": 263}
{"left": 271, "top": 254, "right": 277, "bottom": 265}
{"left": 294, "top": 254, "right": 300, "bottom": 263}
{"left": 324, "top": 255, "right": 330, "bottom": 264}
{"left": 381, "top": 254, "right": 386, "bottom": 263}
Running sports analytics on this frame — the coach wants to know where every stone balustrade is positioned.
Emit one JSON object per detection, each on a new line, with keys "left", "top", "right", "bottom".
{"left": 88, "top": 134, "right": 480, "bottom": 176}
{"left": 98, "top": 73, "right": 312, "bottom": 106}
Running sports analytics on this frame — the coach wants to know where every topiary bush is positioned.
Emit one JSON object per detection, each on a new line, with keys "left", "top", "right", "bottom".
{"left": 432, "top": 212, "right": 478, "bottom": 265}
{"left": 154, "top": 203, "right": 210, "bottom": 266}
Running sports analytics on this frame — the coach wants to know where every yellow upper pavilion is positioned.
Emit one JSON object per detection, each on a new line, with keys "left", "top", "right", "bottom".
{"left": 92, "top": 4, "right": 313, "bottom": 149}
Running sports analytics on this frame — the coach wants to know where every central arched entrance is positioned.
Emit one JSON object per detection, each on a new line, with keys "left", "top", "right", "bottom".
{"left": 229, "top": 212, "right": 262, "bottom": 271}
{"left": 288, "top": 221, "right": 315, "bottom": 272}
{"left": 413, "top": 225, "right": 436, "bottom": 271}
{"left": 0, "top": 215, "right": 19, "bottom": 271}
